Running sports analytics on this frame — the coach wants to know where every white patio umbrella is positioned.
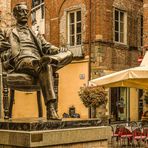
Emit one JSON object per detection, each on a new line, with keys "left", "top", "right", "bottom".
{"left": 89, "top": 51, "right": 148, "bottom": 89}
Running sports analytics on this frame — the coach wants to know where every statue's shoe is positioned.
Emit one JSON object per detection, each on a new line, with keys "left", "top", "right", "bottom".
{"left": 46, "top": 103, "right": 61, "bottom": 120}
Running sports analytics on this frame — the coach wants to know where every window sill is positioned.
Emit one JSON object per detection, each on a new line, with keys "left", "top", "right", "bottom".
{"left": 114, "top": 42, "right": 128, "bottom": 49}
{"left": 68, "top": 46, "right": 84, "bottom": 58}
{"left": 68, "top": 45, "right": 82, "bottom": 48}
{"left": 71, "top": 58, "right": 89, "bottom": 64}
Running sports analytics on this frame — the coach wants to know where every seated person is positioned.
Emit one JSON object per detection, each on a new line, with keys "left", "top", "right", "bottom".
{"left": 0, "top": 2, "right": 73, "bottom": 120}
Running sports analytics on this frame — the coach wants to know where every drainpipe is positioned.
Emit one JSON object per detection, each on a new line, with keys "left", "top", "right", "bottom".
{"left": 88, "top": 0, "right": 92, "bottom": 118}
{"left": 88, "top": 0, "right": 92, "bottom": 81}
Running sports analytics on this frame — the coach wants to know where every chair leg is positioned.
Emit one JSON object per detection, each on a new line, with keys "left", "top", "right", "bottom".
{"left": 37, "top": 91, "right": 43, "bottom": 117}
{"left": 2, "top": 73, "right": 9, "bottom": 119}
{"left": 9, "top": 89, "right": 15, "bottom": 118}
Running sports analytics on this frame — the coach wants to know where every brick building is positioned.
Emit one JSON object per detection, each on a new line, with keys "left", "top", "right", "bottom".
{"left": 88, "top": 0, "right": 143, "bottom": 121}
{"left": 0, "top": 0, "right": 11, "bottom": 28}
{"left": 3, "top": 0, "right": 145, "bottom": 120}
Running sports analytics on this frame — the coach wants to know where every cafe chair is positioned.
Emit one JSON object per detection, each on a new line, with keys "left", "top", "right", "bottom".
{"left": 143, "top": 127, "right": 148, "bottom": 146}
{"left": 110, "top": 124, "right": 122, "bottom": 147}
{"left": 132, "top": 124, "right": 146, "bottom": 147}
{"left": 118, "top": 125, "right": 133, "bottom": 146}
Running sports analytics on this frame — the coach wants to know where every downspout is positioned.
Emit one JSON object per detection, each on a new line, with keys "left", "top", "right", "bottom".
{"left": 88, "top": 0, "right": 92, "bottom": 118}
{"left": 88, "top": 0, "right": 92, "bottom": 81}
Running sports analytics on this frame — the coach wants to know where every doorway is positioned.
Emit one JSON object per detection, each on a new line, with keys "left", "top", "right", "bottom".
{"left": 110, "top": 87, "right": 127, "bottom": 121}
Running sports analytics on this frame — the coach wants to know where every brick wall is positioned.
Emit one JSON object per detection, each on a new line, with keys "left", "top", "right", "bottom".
{"left": 90, "top": 0, "right": 143, "bottom": 78}
{"left": 0, "top": 0, "right": 11, "bottom": 28}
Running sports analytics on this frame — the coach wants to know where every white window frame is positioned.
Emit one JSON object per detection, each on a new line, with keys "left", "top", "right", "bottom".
{"left": 31, "top": 1, "right": 45, "bottom": 20}
{"left": 31, "top": 0, "right": 45, "bottom": 34}
{"left": 113, "top": 8, "right": 127, "bottom": 44}
{"left": 32, "top": 0, "right": 44, "bottom": 9}
{"left": 67, "top": 10, "right": 82, "bottom": 47}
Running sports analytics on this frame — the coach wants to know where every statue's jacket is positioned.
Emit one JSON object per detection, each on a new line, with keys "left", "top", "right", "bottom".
{"left": 0, "top": 27, "right": 54, "bottom": 72}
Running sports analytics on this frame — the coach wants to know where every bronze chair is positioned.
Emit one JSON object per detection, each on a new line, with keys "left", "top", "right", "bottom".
{"left": 2, "top": 66, "right": 59, "bottom": 119}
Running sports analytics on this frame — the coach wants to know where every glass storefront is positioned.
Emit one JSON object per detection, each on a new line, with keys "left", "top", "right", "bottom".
{"left": 110, "top": 87, "right": 127, "bottom": 121}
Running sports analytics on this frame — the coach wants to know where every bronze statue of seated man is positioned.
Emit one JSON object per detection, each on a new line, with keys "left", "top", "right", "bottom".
{"left": 0, "top": 2, "right": 73, "bottom": 120}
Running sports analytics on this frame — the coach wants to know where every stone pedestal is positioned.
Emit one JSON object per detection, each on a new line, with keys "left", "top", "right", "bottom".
{"left": 0, "top": 118, "right": 111, "bottom": 148}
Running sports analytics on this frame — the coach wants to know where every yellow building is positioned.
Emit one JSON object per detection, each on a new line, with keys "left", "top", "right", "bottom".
{"left": 12, "top": 60, "right": 89, "bottom": 119}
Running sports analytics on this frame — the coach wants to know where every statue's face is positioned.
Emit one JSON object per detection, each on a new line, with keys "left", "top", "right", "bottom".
{"left": 14, "top": 4, "right": 29, "bottom": 24}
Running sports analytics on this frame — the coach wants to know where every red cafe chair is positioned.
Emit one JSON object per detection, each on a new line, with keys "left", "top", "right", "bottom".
{"left": 132, "top": 127, "right": 146, "bottom": 147}
{"left": 119, "top": 126, "right": 133, "bottom": 146}
{"left": 110, "top": 124, "right": 121, "bottom": 146}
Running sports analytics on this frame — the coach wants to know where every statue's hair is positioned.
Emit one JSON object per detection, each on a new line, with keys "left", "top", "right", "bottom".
{"left": 13, "top": 2, "right": 27, "bottom": 16}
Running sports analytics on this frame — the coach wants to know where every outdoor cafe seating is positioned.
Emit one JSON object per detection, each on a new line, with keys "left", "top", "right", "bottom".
{"left": 110, "top": 121, "right": 148, "bottom": 147}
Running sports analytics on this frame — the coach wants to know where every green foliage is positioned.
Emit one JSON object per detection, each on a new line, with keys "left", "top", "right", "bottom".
{"left": 78, "top": 85, "right": 108, "bottom": 108}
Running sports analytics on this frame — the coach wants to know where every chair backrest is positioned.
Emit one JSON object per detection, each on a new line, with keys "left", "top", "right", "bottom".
{"left": 115, "top": 125, "right": 120, "bottom": 134}
{"left": 110, "top": 124, "right": 121, "bottom": 135}
{"left": 116, "top": 125, "right": 132, "bottom": 136}
{"left": 143, "top": 128, "right": 148, "bottom": 137}
{"left": 129, "top": 121, "right": 137, "bottom": 127}
{"left": 132, "top": 128, "right": 142, "bottom": 137}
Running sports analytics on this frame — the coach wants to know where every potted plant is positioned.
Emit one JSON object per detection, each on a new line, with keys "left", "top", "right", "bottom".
{"left": 78, "top": 85, "right": 108, "bottom": 118}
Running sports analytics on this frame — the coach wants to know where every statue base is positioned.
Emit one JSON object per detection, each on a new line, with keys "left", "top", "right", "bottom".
{"left": 0, "top": 118, "right": 111, "bottom": 147}
{"left": 0, "top": 117, "right": 108, "bottom": 131}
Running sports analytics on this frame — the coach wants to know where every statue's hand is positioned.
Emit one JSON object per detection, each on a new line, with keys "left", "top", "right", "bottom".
{"left": 59, "top": 47, "right": 68, "bottom": 52}
{"left": 43, "top": 45, "right": 68, "bottom": 55}
{"left": 0, "top": 41, "right": 11, "bottom": 52}
{"left": 50, "top": 46, "right": 60, "bottom": 55}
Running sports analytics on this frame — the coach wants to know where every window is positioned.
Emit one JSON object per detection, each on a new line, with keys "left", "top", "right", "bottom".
{"left": 32, "top": 0, "right": 44, "bottom": 23}
{"left": 31, "top": 0, "right": 45, "bottom": 34}
{"left": 114, "top": 9, "right": 127, "bottom": 44}
{"left": 68, "top": 10, "right": 82, "bottom": 46}
{"left": 32, "top": 0, "right": 44, "bottom": 8}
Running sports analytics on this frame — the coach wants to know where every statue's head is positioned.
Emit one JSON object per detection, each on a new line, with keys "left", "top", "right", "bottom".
{"left": 13, "top": 2, "right": 29, "bottom": 25}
